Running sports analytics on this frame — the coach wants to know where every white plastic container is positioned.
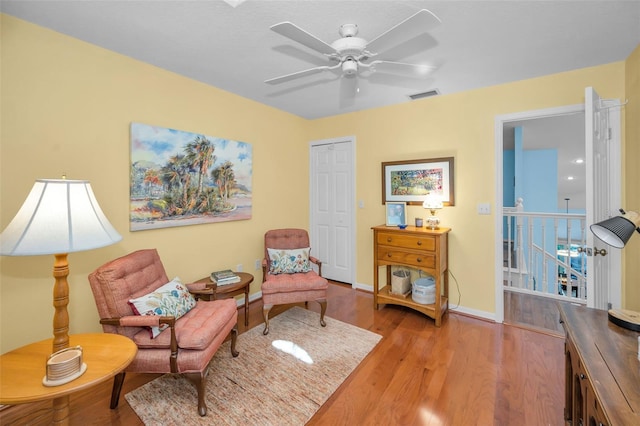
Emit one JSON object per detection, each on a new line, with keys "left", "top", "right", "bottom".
{"left": 412, "top": 276, "right": 436, "bottom": 304}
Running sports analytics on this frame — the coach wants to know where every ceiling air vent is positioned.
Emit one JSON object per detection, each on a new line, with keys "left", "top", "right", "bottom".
{"left": 409, "top": 89, "right": 440, "bottom": 100}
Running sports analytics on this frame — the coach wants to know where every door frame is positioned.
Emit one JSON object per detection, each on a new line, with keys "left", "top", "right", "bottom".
{"left": 309, "top": 136, "right": 357, "bottom": 286}
{"left": 493, "top": 104, "right": 621, "bottom": 322}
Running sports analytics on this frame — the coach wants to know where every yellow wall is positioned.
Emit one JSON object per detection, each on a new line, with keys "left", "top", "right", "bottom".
{"left": 307, "top": 62, "right": 627, "bottom": 316}
{"left": 0, "top": 15, "right": 310, "bottom": 352}
{"left": 1, "top": 14, "right": 637, "bottom": 353}
{"left": 624, "top": 44, "right": 640, "bottom": 311}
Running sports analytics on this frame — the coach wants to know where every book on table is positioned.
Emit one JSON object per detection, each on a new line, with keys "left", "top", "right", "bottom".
{"left": 210, "top": 269, "right": 241, "bottom": 285}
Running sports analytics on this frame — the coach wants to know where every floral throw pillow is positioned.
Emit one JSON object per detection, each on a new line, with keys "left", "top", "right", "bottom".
{"left": 267, "top": 247, "right": 312, "bottom": 274}
{"left": 128, "top": 277, "right": 197, "bottom": 338}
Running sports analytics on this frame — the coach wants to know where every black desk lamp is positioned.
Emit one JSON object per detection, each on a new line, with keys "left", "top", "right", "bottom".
{"left": 590, "top": 209, "right": 640, "bottom": 331}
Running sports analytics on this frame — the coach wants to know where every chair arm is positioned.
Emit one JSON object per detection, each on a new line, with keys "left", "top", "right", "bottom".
{"left": 262, "top": 258, "right": 269, "bottom": 282}
{"left": 100, "top": 315, "right": 176, "bottom": 328}
{"left": 186, "top": 281, "right": 217, "bottom": 300}
{"left": 310, "top": 256, "right": 323, "bottom": 277}
{"left": 100, "top": 316, "right": 179, "bottom": 372}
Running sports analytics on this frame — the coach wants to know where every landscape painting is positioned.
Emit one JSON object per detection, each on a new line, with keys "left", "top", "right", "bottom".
{"left": 130, "top": 123, "right": 252, "bottom": 231}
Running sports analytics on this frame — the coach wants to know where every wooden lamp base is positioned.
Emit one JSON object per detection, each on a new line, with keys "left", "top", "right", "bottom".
{"left": 608, "top": 308, "right": 640, "bottom": 332}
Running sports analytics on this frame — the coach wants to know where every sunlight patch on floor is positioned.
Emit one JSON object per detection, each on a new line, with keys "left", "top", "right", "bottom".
{"left": 272, "top": 340, "right": 314, "bottom": 364}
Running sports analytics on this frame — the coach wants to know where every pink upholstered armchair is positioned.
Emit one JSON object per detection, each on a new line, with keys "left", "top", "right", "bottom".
{"left": 88, "top": 249, "right": 238, "bottom": 417}
{"left": 261, "top": 229, "right": 328, "bottom": 335}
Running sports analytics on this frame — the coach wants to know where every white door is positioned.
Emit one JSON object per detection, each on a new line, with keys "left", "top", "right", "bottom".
{"left": 585, "top": 87, "right": 620, "bottom": 309}
{"left": 309, "top": 137, "right": 355, "bottom": 284}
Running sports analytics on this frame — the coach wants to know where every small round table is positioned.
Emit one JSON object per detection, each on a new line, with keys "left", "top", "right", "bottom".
{"left": 192, "top": 272, "right": 254, "bottom": 327}
{"left": 0, "top": 333, "right": 137, "bottom": 425}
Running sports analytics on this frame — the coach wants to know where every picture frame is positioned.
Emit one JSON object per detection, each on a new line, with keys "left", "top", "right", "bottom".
{"left": 385, "top": 202, "right": 407, "bottom": 226}
{"left": 382, "top": 157, "right": 455, "bottom": 206}
{"left": 130, "top": 123, "right": 253, "bottom": 231}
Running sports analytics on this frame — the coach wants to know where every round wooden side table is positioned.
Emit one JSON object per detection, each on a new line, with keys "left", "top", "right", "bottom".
{"left": 193, "top": 272, "right": 254, "bottom": 327}
{"left": 0, "top": 333, "right": 137, "bottom": 425}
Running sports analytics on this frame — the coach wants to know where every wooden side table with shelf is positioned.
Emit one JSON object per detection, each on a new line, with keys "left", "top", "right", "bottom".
{"left": 192, "top": 272, "right": 254, "bottom": 327}
{"left": 372, "top": 225, "right": 451, "bottom": 326}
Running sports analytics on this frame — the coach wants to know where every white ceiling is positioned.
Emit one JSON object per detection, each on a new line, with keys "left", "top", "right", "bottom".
{"left": 1, "top": 0, "right": 639, "bottom": 119}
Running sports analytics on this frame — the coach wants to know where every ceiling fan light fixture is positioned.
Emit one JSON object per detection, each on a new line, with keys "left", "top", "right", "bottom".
{"left": 342, "top": 58, "right": 358, "bottom": 75}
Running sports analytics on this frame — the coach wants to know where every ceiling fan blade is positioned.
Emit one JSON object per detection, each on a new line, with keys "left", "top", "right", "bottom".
{"left": 366, "top": 9, "right": 441, "bottom": 54}
{"left": 265, "top": 66, "right": 335, "bottom": 85}
{"left": 271, "top": 22, "right": 337, "bottom": 56}
{"left": 369, "top": 60, "right": 436, "bottom": 76}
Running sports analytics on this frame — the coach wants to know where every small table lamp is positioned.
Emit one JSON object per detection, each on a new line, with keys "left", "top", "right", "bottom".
{"left": 423, "top": 193, "right": 443, "bottom": 230}
{"left": 0, "top": 179, "right": 122, "bottom": 365}
{"left": 590, "top": 209, "right": 640, "bottom": 331}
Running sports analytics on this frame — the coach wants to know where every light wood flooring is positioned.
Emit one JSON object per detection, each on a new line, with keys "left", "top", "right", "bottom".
{"left": 503, "top": 289, "right": 571, "bottom": 336}
{"left": 1, "top": 282, "right": 565, "bottom": 425}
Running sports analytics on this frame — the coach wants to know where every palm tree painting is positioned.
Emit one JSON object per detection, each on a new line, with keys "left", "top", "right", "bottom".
{"left": 130, "top": 123, "right": 252, "bottom": 231}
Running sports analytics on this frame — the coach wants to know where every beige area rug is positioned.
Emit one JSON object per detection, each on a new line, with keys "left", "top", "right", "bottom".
{"left": 125, "top": 307, "right": 382, "bottom": 425}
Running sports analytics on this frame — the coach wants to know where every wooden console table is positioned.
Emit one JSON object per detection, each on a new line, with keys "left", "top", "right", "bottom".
{"left": 559, "top": 303, "right": 640, "bottom": 425}
{"left": 0, "top": 333, "right": 136, "bottom": 425}
{"left": 372, "top": 225, "right": 450, "bottom": 326}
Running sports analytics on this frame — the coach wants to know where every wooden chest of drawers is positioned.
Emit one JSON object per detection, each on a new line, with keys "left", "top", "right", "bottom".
{"left": 372, "top": 225, "right": 450, "bottom": 326}
{"left": 559, "top": 304, "right": 640, "bottom": 426}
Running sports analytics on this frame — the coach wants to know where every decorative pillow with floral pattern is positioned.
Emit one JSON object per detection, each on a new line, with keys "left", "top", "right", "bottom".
{"left": 129, "top": 277, "right": 197, "bottom": 338}
{"left": 267, "top": 247, "right": 312, "bottom": 274}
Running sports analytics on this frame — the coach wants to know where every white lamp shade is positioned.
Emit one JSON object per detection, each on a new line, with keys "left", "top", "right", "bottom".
{"left": 0, "top": 179, "right": 122, "bottom": 256}
{"left": 423, "top": 193, "right": 443, "bottom": 210}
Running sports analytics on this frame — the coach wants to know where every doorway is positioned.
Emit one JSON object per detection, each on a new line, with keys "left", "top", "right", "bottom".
{"left": 494, "top": 100, "right": 621, "bottom": 325}
{"left": 309, "top": 136, "right": 356, "bottom": 285}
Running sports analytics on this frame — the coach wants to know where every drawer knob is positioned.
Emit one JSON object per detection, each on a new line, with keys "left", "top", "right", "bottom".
{"left": 417, "top": 258, "right": 422, "bottom": 263}
{"left": 580, "top": 373, "right": 585, "bottom": 380}
{"left": 387, "top": 253, "right": 392, "bottom": 258}
{"left": 387, "top": 237, "right": 392, "bottom": 242}
{"left": 417, "top": 241, "right": 422, "bottom": 246}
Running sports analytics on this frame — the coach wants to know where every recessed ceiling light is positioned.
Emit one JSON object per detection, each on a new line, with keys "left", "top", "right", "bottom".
{"left": 567, "top": 176, "right": 575, "bottom": 180}
{"left": 574, "top": 158, "right": 584, "bottom": 164}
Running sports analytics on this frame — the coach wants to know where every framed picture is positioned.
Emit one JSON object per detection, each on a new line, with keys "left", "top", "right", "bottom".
{"left": 130, "top": 123, "right": 253, "bottom": 231}
{"left": 385, "top": 202, "right": 407, "bottom": 226}
{"left": 382, "top": 157, "right": 455, "bottom": 206}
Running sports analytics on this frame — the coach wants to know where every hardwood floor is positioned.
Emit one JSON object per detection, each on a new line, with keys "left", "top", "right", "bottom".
{"left": 503, "top": 289, "right": 571, "bottom": 336}
{"left": 0, "top": 283, "right": 565, "bottom": 425}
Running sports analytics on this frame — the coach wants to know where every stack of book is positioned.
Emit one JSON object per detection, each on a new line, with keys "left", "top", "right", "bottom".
{"left": 210, "top": 269, "right": 241, "bottom": 286}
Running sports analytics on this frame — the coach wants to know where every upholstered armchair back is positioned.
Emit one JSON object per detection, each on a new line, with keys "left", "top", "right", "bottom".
{"left": 264, "top": 228, "right": 311, "bottom": 262}
{"left": 88, "top": 248, "right": 169, "bottom": 340}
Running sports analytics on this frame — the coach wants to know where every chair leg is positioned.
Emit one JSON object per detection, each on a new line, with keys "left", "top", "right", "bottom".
{"left": 318, "top": 299, "right": 327, "bottom": 327}
{"left": 184, "top": 372, "right": 207, "bottom": 417}
{"left": 109, "top": 372, "right": 126, "bottom": 409}
{"left": 230, "top": 326, "right": 239, "bottom": 357}
{"left": 263, "top": 304, "right": 273, "bottom": 335}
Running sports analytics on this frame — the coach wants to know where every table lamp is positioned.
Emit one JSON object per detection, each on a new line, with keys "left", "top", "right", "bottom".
{"left": 0, "top": 178, "right": 122, "bottom": 384}
{"left": 590, "top": 209, "right": 640, "bottom": 331}
{"left": 423, "top": 193, "right": 443, "bottom": 229}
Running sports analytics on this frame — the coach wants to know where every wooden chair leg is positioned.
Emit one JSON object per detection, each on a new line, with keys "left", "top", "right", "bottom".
{"left": 109, "top": 372, "right": 126, "bottom": 409}
{"left": 184, "top": 372, "right": 207, "bottom": 416}
{"left": 318, "top": 299, "right": 327, "bottom": 327}
{"left": 263, "top": 304, "right": 272, "bottom": 335}
{"left": 230, "top": 326, "right": 239, "bottom": 357}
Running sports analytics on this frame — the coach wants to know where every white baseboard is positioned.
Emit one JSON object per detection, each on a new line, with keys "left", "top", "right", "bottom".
{"left": 235, "top": 290, "right": 262, "bottom": 307}
{"left": 356, "top": 282, "right": 497, "bottom": 323}
{"left": 353, "top": 282, "right": 373, "bottom": 292}
{"left": 449, "top": 305, "right": 497, "bottom": 322}
{"left": 238, "top": 285, "right": 498, "bottom": 324}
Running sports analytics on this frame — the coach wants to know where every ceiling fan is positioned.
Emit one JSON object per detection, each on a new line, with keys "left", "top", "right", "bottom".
{"left": 264, "top": 9, "right": 441, "bottom": 85}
